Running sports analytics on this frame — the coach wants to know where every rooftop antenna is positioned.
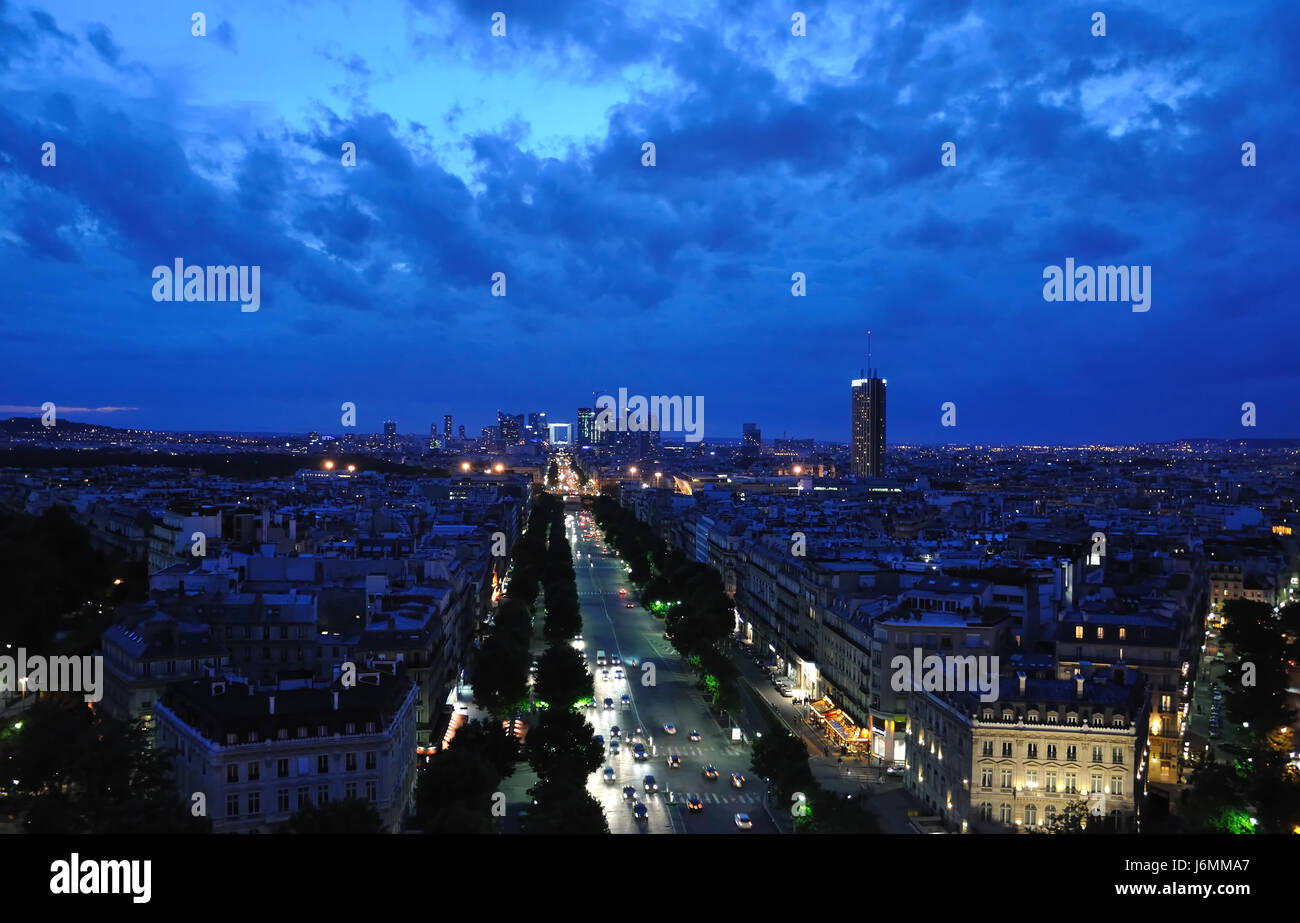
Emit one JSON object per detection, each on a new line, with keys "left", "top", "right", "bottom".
{"left": 867, "top": 329, "right": 873, "bottom": 378}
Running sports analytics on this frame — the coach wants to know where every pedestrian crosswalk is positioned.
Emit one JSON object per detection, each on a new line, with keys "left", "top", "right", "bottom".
{"left": 675, "top": 791, "right": 764, "bottom": 805}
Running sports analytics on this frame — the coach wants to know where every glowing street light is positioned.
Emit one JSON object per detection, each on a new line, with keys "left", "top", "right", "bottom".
{"left": 324, "top": 460, "right": 335, "bottom": 470}
{"left": 346, "top": 464, "right": 356, "bottom": 473}
{"left": 461, "top": 462, "right": 471, "bottom": 472}
{"left": 628, "top": 466, "right": 638, "bottom": 476}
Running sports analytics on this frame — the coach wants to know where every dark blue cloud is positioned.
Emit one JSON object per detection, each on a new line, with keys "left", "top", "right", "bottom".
{"left": 85, "top": 23, "right": 120, "bottom": 65}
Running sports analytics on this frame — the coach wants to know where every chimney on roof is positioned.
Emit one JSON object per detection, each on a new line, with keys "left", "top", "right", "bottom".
{"left": 269, "top": 694, "right": 276, "bottom": 715}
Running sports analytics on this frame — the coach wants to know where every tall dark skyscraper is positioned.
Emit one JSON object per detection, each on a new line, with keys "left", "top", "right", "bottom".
{"left": 499, "top": 411, "right": 522, "bottom": 446}
{"left": 383, "top": 420, "right": 397, "bottom": 437}
{"left": 741, "top": 422, "right": 761, "bottom": 453}
{"left": 577, "top": 407, "right": 594, "bottom": 445}
{"left": 443, "top": 414, "right": 453, "bottom": 439}
{"left": 851, "top": 357, "right": 886, "bottom": 478}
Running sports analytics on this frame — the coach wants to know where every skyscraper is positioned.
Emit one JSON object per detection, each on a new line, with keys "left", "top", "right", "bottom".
{"left": 499, "top": 412, "right": 521, "bottom": 446}
{"left": 741, "top": 423, "right": 761, "bottom": 454}
{"left": 577, "top": 407, "right": 594, "bottom": 445}
{"left": 527, "top": 411, "right": 548, "bottom": 443}
{"left": 383, "top": 420, "right": 397, "bottom": 438}
{"left": 443, "top": 414, "right": 453, "bottom": 439}
{"left": 851, "top": 371, "right": 886, "bottom": 478}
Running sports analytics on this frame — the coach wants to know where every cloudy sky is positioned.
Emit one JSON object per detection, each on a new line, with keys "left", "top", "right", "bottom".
{"left": 1, "top": 0, "right": 1297, "bottom": 444}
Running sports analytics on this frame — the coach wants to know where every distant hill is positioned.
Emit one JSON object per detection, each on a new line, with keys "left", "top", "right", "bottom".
{"left": 0, "top": 416, "right": 120, "bottom": 435}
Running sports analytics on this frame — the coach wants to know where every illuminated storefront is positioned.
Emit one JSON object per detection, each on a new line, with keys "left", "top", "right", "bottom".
{"left": 808, "top": 695, "right": 871, "bottom": 754}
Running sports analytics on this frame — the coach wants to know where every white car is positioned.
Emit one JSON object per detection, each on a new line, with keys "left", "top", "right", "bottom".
{"left": 734, "top": 813, "right": 753, "bottom": 830}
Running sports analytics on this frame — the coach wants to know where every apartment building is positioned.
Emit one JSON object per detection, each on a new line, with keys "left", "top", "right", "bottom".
{"left": 155, "top": 670, "right": 417, "bottom": 834}
{"left": 867, "top": 580, "right": 1012, "bottom": 764}
{"left": 99, "top": 605, "right": 230, "bottom": 722}
{"left": 1054, "top": 607, "right": 1190, "bottom": 785}
{"left": 906, "top": 670, "right": 1149, "bottom": 833}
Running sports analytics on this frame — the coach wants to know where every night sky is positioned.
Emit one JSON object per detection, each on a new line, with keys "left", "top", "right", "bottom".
{"left": 2, "top": 0, "right": 1297, "bottom": 444}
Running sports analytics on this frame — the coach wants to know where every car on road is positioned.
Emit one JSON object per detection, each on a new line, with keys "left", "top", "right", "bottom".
{"left": 688, "top": 730, "right": 701, "bottom": 741}
{"left": 663, "top": 723, "right": 677, "bottom": 735}
{"left": 885, "top": 766, "right": 904, "bottom": 777}
{"left": 575, "top": 633, "right": 583, "bottom": 642}
{"left": 610, "top": 654, "right": 621, "bottom": 665}
{"left": 604, "top": 697, "right": 614, "bottom": 709}
{"left": 619, "top": 588, "right": 628, "bottom": 596}
{"left": 620, "top": 694, "right": 631, "bottom": 705}
{"left": 780, "top": 687, "right": 795, "bottom": 698}
{"left": 688, "top": 796, "right": 704, "bottom": 812}
{"left": 633, "top": 802, "right": 649, "bottom": 822}
{"left": 667, "top": 755, "right": 681, "bottom": 768}
{"left": 734, "top": 813, "right": 753, "bottom": 830}
{"left": 622, "top": 786, "right": 636, "bottom": 800}
{"left": 601, "top": 670, "right": 610, "bottom": 681}
{"left": 703, "top": 765, "right": 719, "bottom": 780}
{"left": 730, "top": 772, "right": 745, "bottom": 789}
{"left": 530, "top": 661, "right": 539, "bottom": 673}
{"left": 603, "top": 766, "right": 616, "bottom": 782}
{"left": 611, "top": 726, "right": 621, "bottom": 738}
{"left": 594, "top": 735, "right": 604, "bottom": 747}
{"left": 610, "top": 740, "right": 620, "bottom": 755}
{"left": 614, "top": 669, "right": 624, "bottom": 680}
{"left": 644, "top": 775, "right": 658, "bottom": 792}
{"left": 626, "top": 603, "right": 634, "bottom": 608}
{"left": 633, "top": 744, "right": 648, "bottom": 761}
